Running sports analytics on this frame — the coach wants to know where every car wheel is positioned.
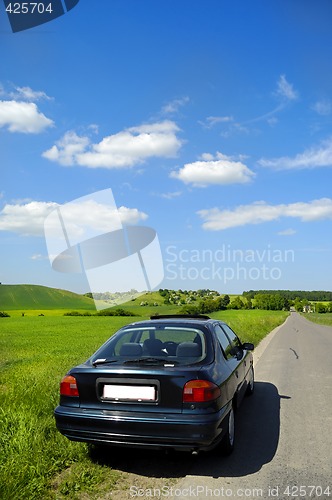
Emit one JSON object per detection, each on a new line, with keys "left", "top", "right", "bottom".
{"left": 221, "top": 406, "right": 235, "bottom": 455}
{"left": 246, "top": 366, "right": 254, "bottom": 396}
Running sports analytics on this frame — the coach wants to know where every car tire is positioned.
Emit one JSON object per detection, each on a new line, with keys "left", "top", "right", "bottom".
{"left": 246, "top": 366, "right": 254, "bottom": 396}
{"left": 221, "top": 406, "right": 235, "bottom": 455}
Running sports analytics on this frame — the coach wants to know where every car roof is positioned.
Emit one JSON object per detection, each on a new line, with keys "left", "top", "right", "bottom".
{"left": 122, "top": 315, "right": 226, "bottom": 328}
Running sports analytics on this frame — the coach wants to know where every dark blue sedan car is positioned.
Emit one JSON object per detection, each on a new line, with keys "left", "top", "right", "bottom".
{"left": 55, "top": 315, "right": 254, "bottom": 454}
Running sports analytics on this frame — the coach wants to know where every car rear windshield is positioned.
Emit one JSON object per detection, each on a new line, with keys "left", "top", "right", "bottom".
{"left": 90, "top": 326, "right": 207, "bottom": 366}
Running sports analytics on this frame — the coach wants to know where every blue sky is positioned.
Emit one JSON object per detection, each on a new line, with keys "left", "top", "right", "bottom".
{"left": 1, "top": 0, "right": 332, "bottom": 295}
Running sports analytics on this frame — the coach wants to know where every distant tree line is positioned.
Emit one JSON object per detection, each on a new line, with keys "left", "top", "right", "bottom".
{"left": 243, "top": 290, "right": 332, "bottom": 301}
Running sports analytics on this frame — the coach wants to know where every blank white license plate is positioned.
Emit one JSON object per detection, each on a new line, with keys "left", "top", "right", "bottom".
{"left": 103, "top": 384, "right": 156, "bottom": 401}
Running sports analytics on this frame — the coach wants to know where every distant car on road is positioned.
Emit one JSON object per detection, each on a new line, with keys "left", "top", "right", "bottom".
{"left": 55, "top": 314, "right": 254, "bottom": 454}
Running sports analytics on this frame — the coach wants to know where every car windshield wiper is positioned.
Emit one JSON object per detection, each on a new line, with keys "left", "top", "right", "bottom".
{"left": 92, "top": 358, "right": 119, "bottom": 366}
{"left": 123, "top": 357, "right": 178, "bottom": 365}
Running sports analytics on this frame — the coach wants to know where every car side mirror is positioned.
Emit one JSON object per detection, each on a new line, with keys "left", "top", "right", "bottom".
{"left": 242, "top": 342, "right": 254, "bottom": 351}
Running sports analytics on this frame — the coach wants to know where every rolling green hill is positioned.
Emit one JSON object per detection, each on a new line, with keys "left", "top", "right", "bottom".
{"left": 0, "top": 284, "right": 243, "bottom": 315}
{"left": 0, "top": 284, "right": 97, "bottom": 311}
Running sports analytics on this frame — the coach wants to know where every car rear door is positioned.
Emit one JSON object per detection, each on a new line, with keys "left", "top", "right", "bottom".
{"left": 213, "top": 323, "right": 246, "bottom": 403}
{"left": 220, "top": 323, "right": 248, "bottom": 394}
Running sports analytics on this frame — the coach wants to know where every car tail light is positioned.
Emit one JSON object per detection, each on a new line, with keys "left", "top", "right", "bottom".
{"left": 60, "top": 375, "right": 79, "bottom": 397}
{"left": 183, "top": 380, "right": 221, "bottom": 403}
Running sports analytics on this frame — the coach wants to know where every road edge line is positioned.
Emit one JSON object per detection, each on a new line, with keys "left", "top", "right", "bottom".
{"left": 253, "top": 313, "right": 291, "bottom": 366}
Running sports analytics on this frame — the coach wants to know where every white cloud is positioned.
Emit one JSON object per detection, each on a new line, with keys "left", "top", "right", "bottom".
{"left": 159, "top": 191, "right": 182, "bottom": 200}
{"left": 10, "top": 86, "right": 52, "bottom": 101}
{"left": 45, "top": 201, "right": 148, "bottom": 243}
{"left": 42, "top": 131, "right": 90, "bottom": 166}
{"left": 241, "top": 76, "right": 298, "bottom": 127}
{"left": 0, "top": 201, "right": 58, "bottom": 236}
{"left": 0, "top": 200, "right": 148, "bottom": 237}
{"left": 0, "top": 100, "right": 54, "bottom": 133}
{"left": 43, "top": 120, "right": 182, "bottom": 169}
{"left": 88, "top": 123, "right": 99, "bottom": 134}
{"left": 30, "top": 253, "right": 47, "bottom": 260}
{"left": 115, "top": 206, "right": 148, "bottom": 225}
{"left": 277, "top": 228, "right": 296, "bottom": 236}
{"left": 312, "top": 99, "right": 332, "bottom": 116}
{"left": 205, "top": 76, "right": 298, "bottom": 139}
{"left": 199, "top": 116, "right": 234, "bottom": 129}
{"left": 171, "top": 152, "right": 255, "bottom": 187}
{"left": 198, "top": 198, "right": 332, "bottom": 231}
{"left": 275, "top": 74, "right": 298, "bottom": 101}
{"left": 0, "top": 82, "right": 52, "bottom": 101}
{"left": 161, "top": 97, "right": 189, "bottom": 114}
{"left": 258, "top": 137, "right": 332, "bottom": 170}
{"left": 267, "top": 116, "right": 278, "bottom": 126}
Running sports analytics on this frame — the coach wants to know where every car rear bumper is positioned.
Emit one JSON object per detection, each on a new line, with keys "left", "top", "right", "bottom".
{"left": 54, "top": 404, "right": 231, "bottom": 452}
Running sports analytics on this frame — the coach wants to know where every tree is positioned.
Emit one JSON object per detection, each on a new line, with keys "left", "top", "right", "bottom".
{"left": 198, "top": 299, "right": 216, "bottom": 314}
{"left": 222, "top": 294, "right": 230, "bottom": 306}
{"left": 214, "top": 296, "right": 226, "bottom": 310}
{"left": 244, "top": 297, "right": 253, "bottom": 309}
{"left": 254, "top": 293, "right": 289, "bottom": 311}
{"left": 179, "top": 304, "right": 200, "bottom": 315}
{"left": 316, "top": 303, "right": 327, "bottom": 313}
{"left": 294, "top": 297, "right": 304, "bottom": 312}
{"left": 228, "top": 297, "right": 244, "bottom": 310}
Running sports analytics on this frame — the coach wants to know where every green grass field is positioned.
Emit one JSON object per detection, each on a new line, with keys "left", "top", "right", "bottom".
{"left": 302, "top": 312, "right": 332, "bottom": 327}
{"left": 0, "top": 309, "right": 288, "bottom": 499}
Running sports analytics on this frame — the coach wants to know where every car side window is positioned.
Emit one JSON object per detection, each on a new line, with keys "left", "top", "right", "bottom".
{"left": 214, "top": 325, "right": 233, "bottom": 359}
{"left": 221, "top": 324, "right": 242, "bottom": 348}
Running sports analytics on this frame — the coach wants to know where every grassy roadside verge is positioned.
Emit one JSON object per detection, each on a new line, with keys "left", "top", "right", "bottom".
{"left": 0, "top": 316, "right": 131, "bottom": 500}
{"left": 210, "top": 309, "right": 289, "bottom": 345}
{"left": 0, "top": 310, "right": 288, "bottom": 499}
{"left": 301, "top": 312, "right": 332, "bottom": 327}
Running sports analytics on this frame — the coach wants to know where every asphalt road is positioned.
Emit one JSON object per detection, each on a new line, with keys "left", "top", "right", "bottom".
{"left": 172, "top": 313, "right": 332, "bottom": 500}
